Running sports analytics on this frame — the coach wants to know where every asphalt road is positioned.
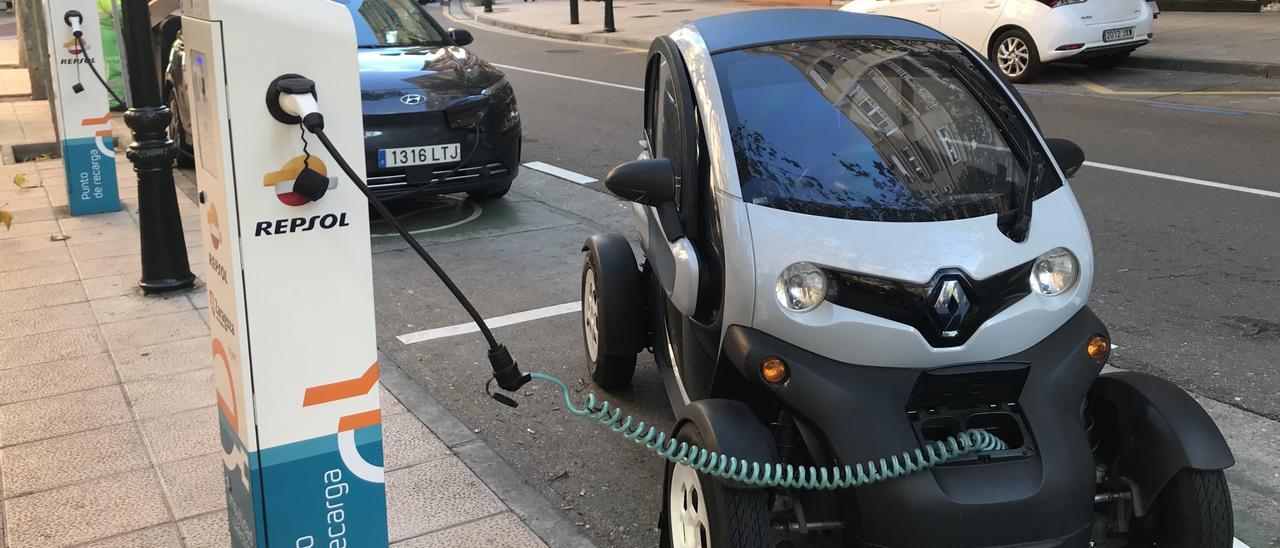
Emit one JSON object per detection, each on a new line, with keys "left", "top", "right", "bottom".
{"left": 368, "top": 6, "right": 1280, "bottom": 547}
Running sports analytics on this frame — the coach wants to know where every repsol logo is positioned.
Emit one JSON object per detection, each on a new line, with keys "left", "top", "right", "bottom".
{"left": 255, "top": 213, "right": 350, "bottom": 237}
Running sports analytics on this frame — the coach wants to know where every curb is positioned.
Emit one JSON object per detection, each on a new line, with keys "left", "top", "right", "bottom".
{"left": 377, "top": 351, "right": 600, "bottom": 548}
{"left": 1124, "top": 54, "right": 1280, "bottom": 79}
{"left": 455, "top": 0, "right": 650, "bottom": 49}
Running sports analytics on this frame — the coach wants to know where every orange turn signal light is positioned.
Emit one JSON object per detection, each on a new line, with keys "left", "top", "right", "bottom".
{"left": 761, "top": 356, "right": 790, "bottom": 384}
{"left": 1087, "top": 335, "right": 1110, "bottom": 362}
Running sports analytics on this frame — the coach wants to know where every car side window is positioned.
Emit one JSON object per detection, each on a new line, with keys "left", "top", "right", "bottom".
{"left": 649, "top": 58, "right": 685, "bottom": 212}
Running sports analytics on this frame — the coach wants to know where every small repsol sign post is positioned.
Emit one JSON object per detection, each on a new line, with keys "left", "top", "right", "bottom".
{"left": 43, "top": 0, "right": 120, "bottom": 216}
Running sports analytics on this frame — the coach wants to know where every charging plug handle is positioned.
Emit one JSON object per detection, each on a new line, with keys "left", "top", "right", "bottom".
{"left": 488, "top": 345, "right": 531, "bottom": 392}
{"left": 64, "top": 10, "right": 84, "bottom": 37}
{"left": 266, "top": 74, "right": 323, "bottom": 128}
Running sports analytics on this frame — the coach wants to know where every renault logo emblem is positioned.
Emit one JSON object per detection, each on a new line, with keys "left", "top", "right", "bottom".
{"left": 930, "top": 278, "right": 970, "bottom": 338}
{"left": 400, "top": 94, "right": 426, "bottom": 105}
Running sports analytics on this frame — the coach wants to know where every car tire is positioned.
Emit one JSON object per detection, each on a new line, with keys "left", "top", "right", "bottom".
{"left": 991, "top": 29, "right": 1043, "bottom": 84}
{"left": 466, "top": 181, "right": 512, "bottom": 201}
{"left": 1131, "top": 469, "right": 1233, "bottom": 548}
{"left": 1085, "top": 51, "right": 1130, "bottom": 70}
{"left": 166, "top": 87, "right": 195, "bottom": 169}
{"left": 661, "top": 424, "right": 771, "bottom": 548}
{"left": 581, "top": 235, "right": 644, "bottom": 389}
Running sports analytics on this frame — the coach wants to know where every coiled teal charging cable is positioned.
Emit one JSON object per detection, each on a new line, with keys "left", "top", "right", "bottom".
{"left": 530, "top": 373, "right": 1007, "bottom": 490}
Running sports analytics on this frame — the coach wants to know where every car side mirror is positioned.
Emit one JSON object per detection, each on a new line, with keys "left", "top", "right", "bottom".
{"left": 449, "top": 28, "right": 474, "bottom": 47}
{"left": 605, "top": 158, "right": 676, "bottom": 206}
{"left": 1046, "top": 138, "right": 1084, "bottom": 178}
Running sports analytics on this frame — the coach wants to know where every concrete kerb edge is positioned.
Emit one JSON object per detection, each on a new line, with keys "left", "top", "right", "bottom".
{"left": 377, "top": 351, "right": 601, "bottom": 548}
{"left": 1125, "top": 54, "right": 1280, "bottom": 79}
{"left": 454, "top": 0, "right": 650, "bottom": 49}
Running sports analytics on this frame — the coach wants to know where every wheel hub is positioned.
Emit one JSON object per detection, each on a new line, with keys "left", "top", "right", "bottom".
{"left": 583, "top": 269, "right": 599, "bottom": 363}
{"left": 998, "top": 37, "right": 1029, "bottom": 77}
{"left": 669, "top": 464, "right": 711, "bottom": 548}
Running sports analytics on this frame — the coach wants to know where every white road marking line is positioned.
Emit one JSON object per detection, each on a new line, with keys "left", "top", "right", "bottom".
{"left": 1084, "top": 161, "right": 1280, "bottom": 199}
{"left": 490, "top": 62, "right": 643, "bottom": 92}
{"left": 1235, "top": 538, "right": 1250, "bottom": 548}
{"left": 524, "top": 161, "right": 598, "bottom": 184}
{"left": 398, "top": 301, "right": 582, "bottom": 345}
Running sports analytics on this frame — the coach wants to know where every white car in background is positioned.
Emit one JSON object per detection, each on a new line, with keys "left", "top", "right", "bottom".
{"left": 840, "top": 0, "right": 1155, "bottom": 82}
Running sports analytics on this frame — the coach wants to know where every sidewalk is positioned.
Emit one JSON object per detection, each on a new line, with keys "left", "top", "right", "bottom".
{"left": 456, "top": 0, "right": 1280, "bottom": 77}
{"left": 0, "top": 100, "right": 564, "bottom": 546}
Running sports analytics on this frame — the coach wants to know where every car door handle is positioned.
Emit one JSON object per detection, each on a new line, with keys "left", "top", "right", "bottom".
{"left": 983, "top": 1, "right": 1000, "bottom": 7}
{"left": 925, "top": 4, "right": 940, "bottom": 11}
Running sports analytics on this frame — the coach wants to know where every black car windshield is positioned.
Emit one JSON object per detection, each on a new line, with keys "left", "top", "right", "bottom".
{"left": 714, "top": 39, "right": 1060, "bottom": 222}
{"left": 336, "top": 0, "right": 448, "bottom": 48}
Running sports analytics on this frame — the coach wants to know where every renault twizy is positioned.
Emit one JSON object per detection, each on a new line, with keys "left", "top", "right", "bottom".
{"left": 579, "top": 9, "right": 1234, "bottom": 548}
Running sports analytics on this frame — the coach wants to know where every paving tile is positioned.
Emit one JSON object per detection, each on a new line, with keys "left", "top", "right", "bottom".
{"left": 0, "top": 262, "right": 80, "bottom": 291}
{"left": 0, "top": 352, "right": 116, "bottom": 405}
{"left": 55, "top": 209, "right": 136, "bottom": 232}
{"left": 159, "top": 452, "right": 224, "bottom": 519}
{"left": 0, "top": 384, "right": 131, "bottom": 446}
{"left": 114, "top": 336, "right": 208, "bottom": 382}
{"left": 59, "top": 224, "right": 140, "bottom": 246}
{"left": 0, "top": 244, "right": 69, "bottom": 274}
{"left": 178, "top": 510, "right": 231, "bottom": 548}
{"left": 2, "top": 467, "right": 170, "bottom": 547}
{"left": 385, "top": 457, "right": 507, "bottom": 542}
{"left": 381, "top": 384, "right": 407, "bottom": 416}
{"left": 0, "top": 219, "right": 59, "bottom": 240}
{"left": 0, "top": 301, "right": 96, "bottom": 340}
{"left": 83, "top": 271, "right": 142, "bottom": 299}
{"left": 68, "top": 236, "right": 146, "bottom": 261}
{"left": 0, "top": 325, "right": 106, "bottom": 370}
{"left": 141, "top": 405, "right": 220, "bottom": 464}
{"left": 394, "top": 512, "right": 546, "bottom": 548}
{"left": 3, "top": 206, "right": 61, "bottom": 225}
{"left": 0, "top": 233, "right": 63, "bottom": 254}
{"left": 79, "top": 524, "right": 183, "bottom": 548}
{"left": 91, "top": 291, "right": 195, "bottom": 323}
{"left": 124, "top": 368, "right": 215, "bottom": 420}
{"left": 101, "top": 309, "right": 208, "bottom": 353}
{"left": 0, "top": 195, "right": 51, "bottom": 212}
{"left": 0, "top": 280, "right": 87, "bottom": 313}
{"left": 77, "top": 253, "right": 143, "bottom": 279}
{"left": 188, "top": 289, "right": 209, "bottom": 310}
{"left": 383, "top": 411, "right": 451, "bottom": 471}
{"left": 1, "top": 422, "right": 150, "bottom": 496}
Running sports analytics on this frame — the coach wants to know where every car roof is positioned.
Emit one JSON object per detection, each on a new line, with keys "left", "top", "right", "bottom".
{"left": 689, "top": 9, "right": 951, "bottom": 55}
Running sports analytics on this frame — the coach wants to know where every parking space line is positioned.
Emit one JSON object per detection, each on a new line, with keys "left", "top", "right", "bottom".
{"left": 1083, "top": 161, "right": 1280, "bottom": 199}
{"left": 524, "top": 161, "right": 598, "bottom": 184}
{"left": 398, "top": 302, "right": 582, "bottom": 345}
{"left": 1149, "top": 103, "right": 1246, "bottom": 116}
{"left": 1077, "top": 78, "right": 1280, "bottom": 97}
{"left": 489, "top": 63, "right": 643, "bottom": 92}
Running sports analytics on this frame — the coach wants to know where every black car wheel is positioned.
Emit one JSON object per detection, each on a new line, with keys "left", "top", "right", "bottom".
{"left": 1130, "top": 469, "right": 1233, "bottom": 548}
{"left": 581, "top": 234, "right": 644, "bottom": 389}
{"left": 467, "top": 180, "right": 512, "bottom": 200}
{"left": 991, "top": 29, "right": 1042, "bottom": 83}
{"left": 661, "top": 423, "right": 770, "bottom": 548}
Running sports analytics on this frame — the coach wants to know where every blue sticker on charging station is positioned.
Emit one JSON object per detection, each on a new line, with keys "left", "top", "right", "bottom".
{"left": 61, "top": 135, "right": 121, "bottom": 215}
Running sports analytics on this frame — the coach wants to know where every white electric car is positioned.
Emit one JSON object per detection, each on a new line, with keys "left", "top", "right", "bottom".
{"left": 840, "top": 0, "right": 1155, "bottom": 82}
{"left": 581, "top": 9, "right": 1232, "bottom": 547}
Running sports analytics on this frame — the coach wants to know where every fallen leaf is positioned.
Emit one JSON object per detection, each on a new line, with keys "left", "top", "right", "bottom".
{"left": 49, "top": 233, "right": 70, "bottom": 241}
{"left": 0, "top": 209, "right": 11, "bottom": 230}
{"left": 12, "top": 173, "right": 30, "bottom": 188}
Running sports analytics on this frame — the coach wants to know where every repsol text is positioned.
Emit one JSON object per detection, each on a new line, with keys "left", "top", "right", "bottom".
{"left": 255, "top": 213, "right": 350, "bottom": 237}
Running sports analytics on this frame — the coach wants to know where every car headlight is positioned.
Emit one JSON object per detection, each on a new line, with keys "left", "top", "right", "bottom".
{"left": 1030, "top": 248, "right": 1079, "bottom": 296}
{"left": 776, "top": 262, "right": 828, "bottom": 312}
{"left": 482, "top": 79, "right": 519, "bottom": 132}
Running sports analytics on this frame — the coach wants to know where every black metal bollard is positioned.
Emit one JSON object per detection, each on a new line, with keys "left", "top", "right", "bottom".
{"left": 570, "top": 0, "right": 579, "bottom": 24}
{"left": 120, "top": 0, "right": 195, "bottom": 294}
{"left": 483, "top": 0, "right": 492, "bottom": 12}
{"left": 603, "top": 0, "right": 615, "bottom": 32}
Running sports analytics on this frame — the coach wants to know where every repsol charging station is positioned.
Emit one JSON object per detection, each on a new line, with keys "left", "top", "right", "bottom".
{"left": 43, "top": 0, "right": 121, "bottom": 216}
{"left": 181, "top": 0, "right": 387, "bottom": 545}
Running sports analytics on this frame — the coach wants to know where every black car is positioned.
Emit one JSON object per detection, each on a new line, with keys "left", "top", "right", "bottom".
{"left": 165, "top": 0, "right": 521, "bottom": 200}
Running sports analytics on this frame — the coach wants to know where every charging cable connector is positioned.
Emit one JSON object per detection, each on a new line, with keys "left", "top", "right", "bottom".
{"left": 64, "top": 10, "right": 84, "bottom": 37}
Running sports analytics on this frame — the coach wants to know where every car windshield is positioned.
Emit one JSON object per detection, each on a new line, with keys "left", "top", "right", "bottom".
{"left": 714, "top": 39, "right": 1060, "bottom": 222}
{"left": 336, "top": 0, "right": 448, "bottom": 48}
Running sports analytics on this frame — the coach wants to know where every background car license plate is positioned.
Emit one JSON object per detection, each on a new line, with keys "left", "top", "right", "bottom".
{"left": 378, "top": 144, "right": 461, "bottom": 168}
{"left": 1103, "top": 27, "right": 1135, "bottom": 42}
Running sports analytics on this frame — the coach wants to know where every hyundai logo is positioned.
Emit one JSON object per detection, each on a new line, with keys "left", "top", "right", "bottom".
{"left": 400, "top": 94, "right": 426, "bottom": 105}
{"left": 930, "top": 278, "right": 970, "bottom": 338}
